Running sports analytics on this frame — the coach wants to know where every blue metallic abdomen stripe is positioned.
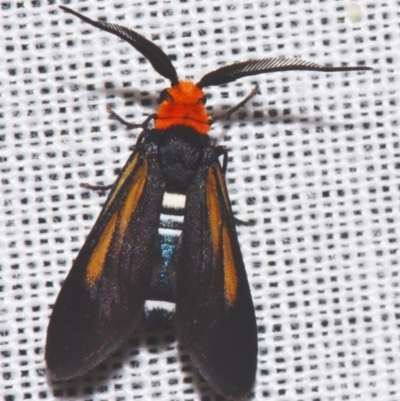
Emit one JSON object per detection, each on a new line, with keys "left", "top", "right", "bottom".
{"left": 160, "top": 233, "right": 180, "bottom": 268}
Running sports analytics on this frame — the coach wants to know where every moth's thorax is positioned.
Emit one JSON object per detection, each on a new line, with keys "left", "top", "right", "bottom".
{"left": 146, "top": 126, "right": 211, "bottom": 190}
{"left": 155, "top": 81, "right": 210, "bottom": 134}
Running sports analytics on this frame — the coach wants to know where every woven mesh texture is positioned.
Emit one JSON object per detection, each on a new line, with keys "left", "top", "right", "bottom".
{"left": 0, "top": 1, "right": 398, "bottom": 400}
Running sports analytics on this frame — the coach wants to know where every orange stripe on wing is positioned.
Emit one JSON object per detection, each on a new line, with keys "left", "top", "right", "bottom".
{"left": 119, "top": 161, "right": 148, "bottom": 234}
{"left": 207, "top": 167, "right": 238, "bottom": 305}
{"left": 216, "top": 166, "right": 233, "bottom": 224}
{"left": 86, "top": 212, "right": 118, "bottom": 286}
{"left": 206, "top": 169, "right": 221, "bottom": 261}
{"left": 85, "top": 160, "right": 148, "bottom": 287}
{"left": 222, "top": 225, "right": 238, "bottom": 305}
{"left": 102, "top": 153, "right": 139, "bottom": 216}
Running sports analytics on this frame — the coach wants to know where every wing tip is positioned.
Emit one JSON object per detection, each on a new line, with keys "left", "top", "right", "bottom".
{"left": 45, "top": 341, "right": 120, "bottom": 382}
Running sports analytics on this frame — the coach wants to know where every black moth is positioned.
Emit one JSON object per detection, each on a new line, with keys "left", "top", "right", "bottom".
{"left": 46, "top": 5, "right": 371, "bottom": 399}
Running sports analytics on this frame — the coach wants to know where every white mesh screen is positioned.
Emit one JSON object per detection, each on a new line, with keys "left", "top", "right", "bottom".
{"left": 1, "top": 1, "right": 398, "bottom": 400}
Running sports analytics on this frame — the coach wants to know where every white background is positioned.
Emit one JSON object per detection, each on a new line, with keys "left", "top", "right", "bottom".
{"left": 0, "top": 1, "right": 399, "bottom": 400}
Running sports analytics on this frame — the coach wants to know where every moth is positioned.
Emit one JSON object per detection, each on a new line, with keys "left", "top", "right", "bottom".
{"left": 46, "top": 6, "right": 371, "bottom": 399}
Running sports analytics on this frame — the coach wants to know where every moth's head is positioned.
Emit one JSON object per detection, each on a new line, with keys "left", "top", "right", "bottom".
{"left": 155, "top": 81, "right": 210, "bottom": 134}
{"left": 58, "top": 5, "right": 372, "bottom": 136}
{"left": 158, "top": 81, "right": 207, "bottom": 106}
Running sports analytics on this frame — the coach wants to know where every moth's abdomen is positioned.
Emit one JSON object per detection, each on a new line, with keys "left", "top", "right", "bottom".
{"left": 159, "top": 191, "right": 186, "bottom": 267}
{"left": 144, "top": 190, "right": 187, "bottom": 320}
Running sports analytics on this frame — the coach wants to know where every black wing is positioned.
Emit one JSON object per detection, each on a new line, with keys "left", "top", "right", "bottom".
{"left": 45, "top": 137, "right": 165, "bottom": 379}
{"left": 176, "top": 162, "right": 257, "bottom": 399}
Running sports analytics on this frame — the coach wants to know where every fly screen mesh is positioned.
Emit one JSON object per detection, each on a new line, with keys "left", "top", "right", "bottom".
{"left": 0, "top": 1, "right": 398, "bottom": 401}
